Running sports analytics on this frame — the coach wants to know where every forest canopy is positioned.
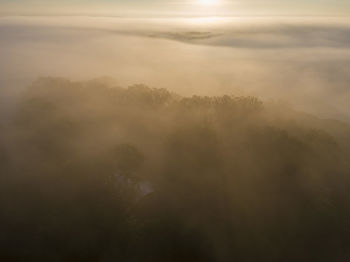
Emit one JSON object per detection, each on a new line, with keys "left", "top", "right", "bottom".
{"left": 1, "top": 77, "right": 350, "bottom": 261}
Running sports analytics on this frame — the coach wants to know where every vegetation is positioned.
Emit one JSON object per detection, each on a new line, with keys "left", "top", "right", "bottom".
{"left": 1, "top": 77, "right": 350, "bottom": 261}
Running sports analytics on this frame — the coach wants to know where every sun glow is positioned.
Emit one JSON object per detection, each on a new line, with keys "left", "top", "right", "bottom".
{"left": 197, "top": 0, "right": 220, "bottom": 6}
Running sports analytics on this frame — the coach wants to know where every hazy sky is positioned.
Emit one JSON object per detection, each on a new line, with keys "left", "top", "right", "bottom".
{"left": 1, "top": 0, "right": 350, "bottom": 16}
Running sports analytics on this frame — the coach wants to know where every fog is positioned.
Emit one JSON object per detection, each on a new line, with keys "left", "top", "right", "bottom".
{"left": 1, "top": 16, "right": 350, "bottom": 261}
{"left": 1, "top": 16, "right": 350, "bottom": 121}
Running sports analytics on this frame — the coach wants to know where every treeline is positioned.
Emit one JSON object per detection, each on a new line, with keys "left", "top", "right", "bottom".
{"left": 1, "top": 77, "right": 350, "bottom": 261}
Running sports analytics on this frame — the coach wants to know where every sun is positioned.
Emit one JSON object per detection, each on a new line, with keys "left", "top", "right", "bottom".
{"left": 197, "top": 0, "right": 220, "bottom": 6}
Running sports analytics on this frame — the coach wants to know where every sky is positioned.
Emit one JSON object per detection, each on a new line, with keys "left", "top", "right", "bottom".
{"left": 1, "top": 0, "right": 350, "bottom": 17}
